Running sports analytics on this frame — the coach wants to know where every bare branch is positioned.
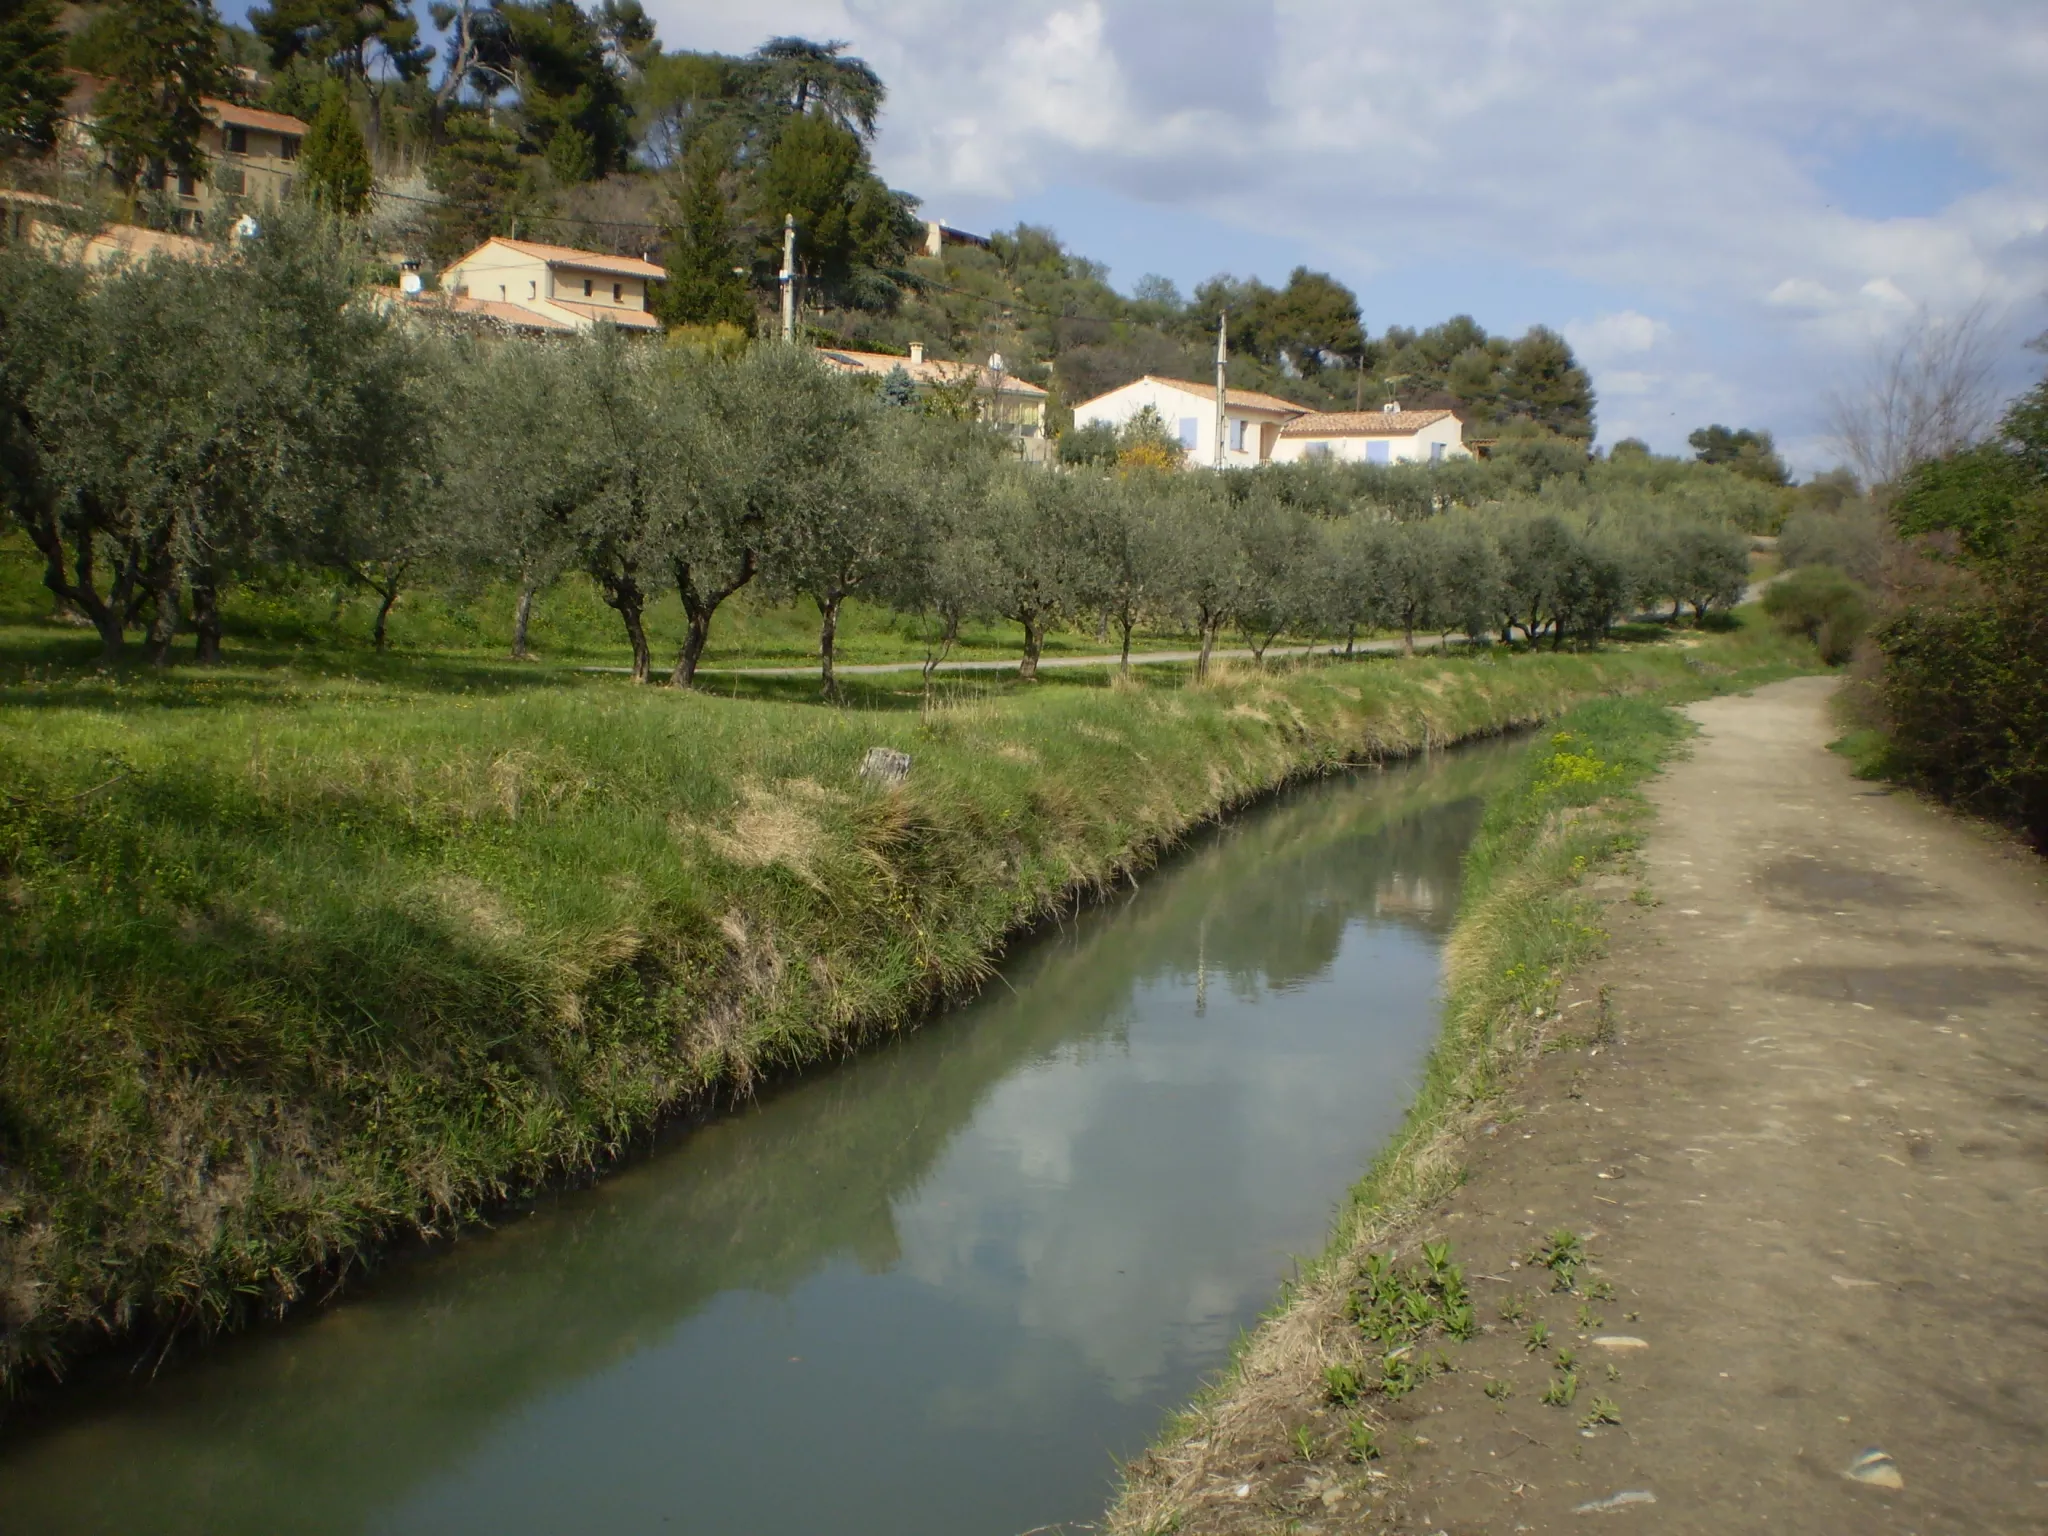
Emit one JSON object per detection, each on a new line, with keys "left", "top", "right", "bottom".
{"left": 1824, "top": 301, "right": 2002, "bottom": 486}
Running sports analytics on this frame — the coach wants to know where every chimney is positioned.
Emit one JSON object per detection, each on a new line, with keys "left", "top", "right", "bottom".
{"left": 909, "top": 342, "right": 925, "bottom": 367}
{"left": 1382, "top": 400, "right": 1400, "bottom": 414}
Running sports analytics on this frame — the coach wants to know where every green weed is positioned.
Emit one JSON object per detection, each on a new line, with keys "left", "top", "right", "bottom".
{"left": 1580, "top": 1396, "right": 1622, "bottom": 1428}
{"left": 1533, "top": 1229, "right": 1586, "bottom": 1291}
{"left": 1541, "top": 1370, "right": 1579, "bottom": 1408}
{"left": 1483, "top": 1378, "right": 1512, "bottom": 1401}
{"left": 1345, "top": 1421, "right": 1380, "bottom": 1463}
{"left": 1524, "top": 1322, "right": 1551, "bottom": 1353}
{"left": 1291, "top": 1424, "right": 1316, "bottom": 1461}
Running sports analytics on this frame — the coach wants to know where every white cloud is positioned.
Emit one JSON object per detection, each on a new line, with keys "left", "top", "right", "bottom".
{"left": 644, "top": 0, "right": 2048, "bottom": 468}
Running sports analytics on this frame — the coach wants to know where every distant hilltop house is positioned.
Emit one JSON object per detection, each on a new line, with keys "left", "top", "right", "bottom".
{"left": 1072, "top": 375, "right": 1473, "bottom": 468}
{"left": 923, "top": 220, "right": 992, "bottom": 259}
{"left": 818, "top": 342, "right": 1049, "bottom": 438}
{"left": 60, "top": 73, "right": 308, "bottom": 231}
{"left": 430, "top": 237, "right": 665, "bottom": 334}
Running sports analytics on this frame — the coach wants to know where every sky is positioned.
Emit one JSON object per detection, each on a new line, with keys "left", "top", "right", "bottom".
{"left": 614, "top": 0, "right": 2048, "bottom": 473}
{"left": 234, "top": 0, "right": 2048, "bottom": 473}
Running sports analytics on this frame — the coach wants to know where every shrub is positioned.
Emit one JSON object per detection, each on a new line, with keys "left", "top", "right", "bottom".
{"left": 1779, "top": 505, "right": 1882, "bottom": 585}
{"left": 1875, "top": 519, "right": 2048, "bottom": 847}
{"left": 1763, "top": 564, "right": 1869, "bottom": 664}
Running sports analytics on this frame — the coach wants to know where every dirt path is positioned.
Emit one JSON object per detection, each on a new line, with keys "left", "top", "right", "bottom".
{"left": 1388, "top": 673, "right": 2048, "bottom": 1533}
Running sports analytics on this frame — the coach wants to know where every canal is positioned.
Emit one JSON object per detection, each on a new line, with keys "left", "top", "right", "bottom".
{"left": 0, "top": 738, "right": 1523, "bottom": 1535}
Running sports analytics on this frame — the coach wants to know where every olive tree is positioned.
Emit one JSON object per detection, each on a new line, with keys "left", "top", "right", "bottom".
{"left": 760, "top": 364, "right": 903, "bottom": 698}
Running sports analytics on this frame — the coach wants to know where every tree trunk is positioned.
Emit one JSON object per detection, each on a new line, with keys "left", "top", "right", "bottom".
{"left": 372, "top": 580, "right": 400, "bottom": 650}
{"left": 1403, "top": 620, "right": 1416, "bottom": 656}
{"left": 1119, "top": 617, "right": 1134, "bottom": 674}
{"left": 512, "top": 581, "right": 538, "bottom": 659}
{"left": 599, "top": 565, "right": 651, "bottom": 682}
{"left": 191, "top": 567, "right": 223, "bottom": 664}
{"left": 1196, "top": 616, "right": 1220, "bottom": 681}
{"left": 922, "top": 612, "right": 959, "bottom": 688}
{"left": 671, "top": 550, "right": 756, "bottom": 688}
{"left": 1018, "top": 616, "right": 1044, "bottom": 681}
{"left": 143, "top": 553, "right": 182, "bottom": 667}
{"left": 1096, "top": 609, "right": 1109, "bottom": 644}
{"left": 1344, "top": 624, "right": 1356, "bottom": 656}
{"left": 818, "top": 593, "right": 842, "bottom": 701}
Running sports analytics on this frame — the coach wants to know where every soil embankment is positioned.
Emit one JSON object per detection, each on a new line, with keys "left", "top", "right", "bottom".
{"left": 1117, "top": 674, "right": 2048, "bottom": 1533}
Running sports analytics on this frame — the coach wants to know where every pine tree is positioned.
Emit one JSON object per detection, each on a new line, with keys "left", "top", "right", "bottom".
{"left": 0, "top": 0, "right": 67, "bottom": 158}
{"left": 300, "top": 85, "right": 374, "bottom": 217}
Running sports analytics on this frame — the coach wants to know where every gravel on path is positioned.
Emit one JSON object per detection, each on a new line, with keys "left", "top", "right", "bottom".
{"left": 1392, "top": 673, "right": 2048, "bottom": 1534}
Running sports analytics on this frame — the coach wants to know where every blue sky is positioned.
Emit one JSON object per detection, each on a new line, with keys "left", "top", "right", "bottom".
{"left": 284, "top": 0, "right": 2048, "bottom": 473}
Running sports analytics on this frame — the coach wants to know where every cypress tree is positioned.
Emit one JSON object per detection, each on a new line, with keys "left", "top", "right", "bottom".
{"left": 300, "top": 84, "right": 374, "bottom": 217}
{"left": 653, "top": 134, "right": 754, "bottom": 329}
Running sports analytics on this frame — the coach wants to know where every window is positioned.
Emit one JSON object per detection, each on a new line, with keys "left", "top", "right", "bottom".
{"left": 613, "top": 282, "right": 623, "bottom": 303}
{"left": 176, "top": 169, "right": 197, "bottom": 198}
{"left": 1366, "top": 440, "right": 1391, "bottom": 465}
{"left": 1177, "top": 417, "right": 1199, "bottom": 450}
{"left": 584, "top": 278, "right": 593, "bottom": 296}
{"left": 528, "top": 280, "right": 537, "bottom": 299}
{"left": 279, "top": 135, "right": 300, "bottom": 161}
{"left": 221, "top": 168, "right": 247, "bottom": 196}
{"left": 1305, "top": 442, "right": 1332, "bottom": 460}
{"left": 1430, "top": 441, "right": 1445, "bottom": 464}
{"left": 1230, "top": 417, "right": 1248, "bottom": 452}
{"left": 226, "top": 125, "right": 247, "bottom": 154}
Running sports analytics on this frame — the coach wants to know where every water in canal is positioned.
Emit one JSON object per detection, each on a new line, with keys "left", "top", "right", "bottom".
{"left": 0, "top": 738, "right": 1524, "bottom": 1535}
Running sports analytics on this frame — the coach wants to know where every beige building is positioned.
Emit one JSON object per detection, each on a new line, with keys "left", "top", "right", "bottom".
{"left": 818, "top": 343, "right": 1050, "bottom": 438}
{"left": 438, "top": 237, "right": 664, "bottom": 333}
{"left": 1071, "top": 375, "right": 1307, "bottom": 467}
{"left": 1271, "top": 405, "right": 1471, "bottom": 466}
{"left": 61, "top": 73, "right": 307, "bottom": 230}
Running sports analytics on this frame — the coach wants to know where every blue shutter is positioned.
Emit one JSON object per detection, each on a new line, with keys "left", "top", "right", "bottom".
{"left": 1178, "top": 417, "right": 1200, "bottom": 449}
{"left": 1367, "top": 440, "right": 1391, "bottom": 464}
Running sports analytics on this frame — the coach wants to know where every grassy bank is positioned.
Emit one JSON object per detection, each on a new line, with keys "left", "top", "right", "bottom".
{"left": 1108, "top": 688, "right": 1760, "bottom": 1534}
{"left": 0, "top": 617, "right": 1809, "bottom": 1393}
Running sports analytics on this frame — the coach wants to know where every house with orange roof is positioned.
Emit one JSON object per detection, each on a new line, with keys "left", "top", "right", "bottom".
{"left": 816, "top": 341, "right": 1049, "bottom": 437}
{"left": 60, "top": 73, "right": 308, "bottom": 229}
{"left": 437, "top": 237, "right": 664, "bottom": 334}
{"left": 1271, "top": 403, "right": 1472, "bottom": 466}
{"left": 1070, "top": 375, "right": 1309, "bottom": 467}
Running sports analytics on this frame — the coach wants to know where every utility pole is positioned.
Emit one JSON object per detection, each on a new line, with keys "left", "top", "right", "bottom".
{"left": 778, "top": 214, "right": 796, "bottom": 344}
{"left": 1213, "top": 308, "right": 1228, "bottom": 470}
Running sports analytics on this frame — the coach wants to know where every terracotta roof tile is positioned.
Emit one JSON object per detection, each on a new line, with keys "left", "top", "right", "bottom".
{"left": 1280, "top": 409, "right": 1455, "bottom": 438}
{"left": 204, "top": 98, "right": 308, "bottom": 136}
{"left": 471, "top": 237, "right": 666, "bottom": 280}
{"left": 443, "top": 294, "right": 580, "bottom": 333}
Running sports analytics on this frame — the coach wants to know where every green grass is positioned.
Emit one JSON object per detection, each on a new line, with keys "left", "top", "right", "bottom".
{"left": 0, "top": 569, "right": 1818, "bottom": 1391}
{"left": 0, "top": 531, "right": 1254, "bottom": 675}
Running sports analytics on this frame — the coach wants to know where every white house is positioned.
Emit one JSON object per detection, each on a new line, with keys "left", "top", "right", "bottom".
{"left": 1272, "top": 405, "right": 1471, "bottom": 466}
{"left": 1071, "top": 375, "right": 1307, "bottom": 468}
{"left": 438, "top": 237, "right": 664, "bottom": 334}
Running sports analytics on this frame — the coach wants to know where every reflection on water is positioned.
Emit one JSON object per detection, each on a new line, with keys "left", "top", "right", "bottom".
{"left": 0, "top": 739, "right": 1524, "bottom": 1536}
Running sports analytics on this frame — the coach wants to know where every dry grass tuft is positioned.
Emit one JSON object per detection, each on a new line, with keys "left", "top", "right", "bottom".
{"left": 687, "top": 781, "right": 832, "bottom": 890}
